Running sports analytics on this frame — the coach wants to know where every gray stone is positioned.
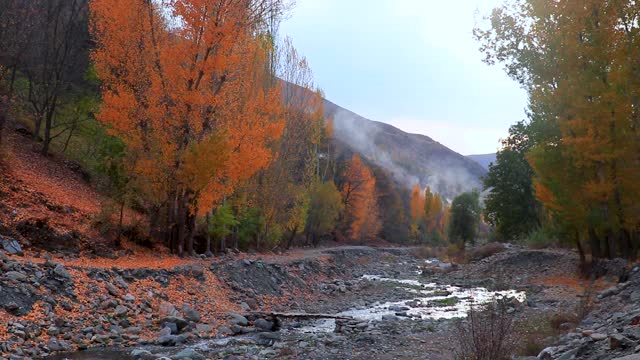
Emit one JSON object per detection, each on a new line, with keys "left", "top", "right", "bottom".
{"left": 183, "top": 307, "right": 201, "bottom": 323}
{"left": 195, "top": 324, "right": 212, "bottom": 333}
{"left": 254, "top": 318, "right": 274, "bottom": 331}
{"left": 105, "top": 282, "right": 120, "bottom": 296}
{"left": 610, "top": 333, "right": 634, "bottom": 350}
{"left": 228, "top": 312, "right": 248, "bottom": 326}
{"left": 173, "top": 349, "right": 205, "bottom": 360}
{"left": 122, "top": 293, "right": 135, "bottom": 302}
{"left": 590, "top": 333, "right": 608, "bottom": 341}
{"left": 161, "top": 316, "right": 188, "bottom": 332}
{"left": 53, "top": 264, "right": 71, "bottom": 280}
{"left": 115, "top": 305, "right": 128, "bottom": 317}
{"left": 130, "top": 349, "right": 152, "bottom": 359}
{"left": 612, "top": 355, "right": 640, "bottom": 360}
{"left": 159, "top": 327, "right": 172, "bottom": 336}
{"left": 159, "top": 301, "right": 178, "bottom": 317}
{"left": 1, "top": 238, "right": 23, "bottom": 256}
{"left": 5, "top": 271, "right": 27, "bottom": 282}
{"left": 156, "top": 334, "right": 178, "bottom": 346}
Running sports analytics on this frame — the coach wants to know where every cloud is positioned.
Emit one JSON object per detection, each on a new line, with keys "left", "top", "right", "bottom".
{"left": 386, "top": 117, "right": 506, "bottom": 155}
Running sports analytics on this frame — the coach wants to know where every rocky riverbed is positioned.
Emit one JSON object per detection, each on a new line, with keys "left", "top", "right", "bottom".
{"left": 1, "top": 244, "right": 632, "bottom": 359}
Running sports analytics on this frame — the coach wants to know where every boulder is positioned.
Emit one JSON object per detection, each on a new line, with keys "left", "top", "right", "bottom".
{"left": 610, "top": 334, "right": 634, "bottom": 350}
{"left": 228, "top": 312, "right": 248, "bottom": 326}
{"left": 159, "top": 301, "right": 178, "bottom": 317}
{"left": 53, "top": 264, "right": 71, "bottom": 280}
{"left": 5, "top": 271, "right": 27, "bottom": 282}
{"left": 254, "top": 318, "right": 274, "bottom": 331}
{"left": 161, "top": 316, "right": 188, "bottom": 333}
{"left": 173, "top": 348, "right": 205, "bottom": 360}
{"left": 105, "top": 282, "right": 120, "bottom": 297}
{"left": 183, "top": 306, "right": 201, "bottom": 323}
{"left": 1, "top": 237, "right": 23, "bottom": 256}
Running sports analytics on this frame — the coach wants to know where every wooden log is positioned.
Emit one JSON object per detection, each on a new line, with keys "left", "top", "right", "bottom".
{"left": 247, "top": 312, "right": 353, "bottom": 320}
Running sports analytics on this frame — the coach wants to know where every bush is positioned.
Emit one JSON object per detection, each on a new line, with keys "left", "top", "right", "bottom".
{"left": 454, "top": 299, "right": 514, "bottom": 360}
{"left": 469, "top": 242, "right": 506, "bottom": 261}
{"left": 412, "top": 246, "right": 443, "bottom": 259}
{"left": 523, "top": 227, "right": 556, "bottom": 249}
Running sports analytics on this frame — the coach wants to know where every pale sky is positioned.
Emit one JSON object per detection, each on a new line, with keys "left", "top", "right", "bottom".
{"left": 279, "top": 0, "right": 527, "bottom": 155}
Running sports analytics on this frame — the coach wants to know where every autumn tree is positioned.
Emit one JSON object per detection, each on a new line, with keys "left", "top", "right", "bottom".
{"left": 91, "top": 0, "right": 287, "bottom": 255}
{"left": 476, "top": 0, "right": 640, "bottom": 259}
{"left": 305, "top": 180, "right": 343, "bottom": 246}
{"left": 409, "top": 184, "right": 426, "bottom": 242}
{"left": 248, "top": 36, "right": 324, "bottom": 249}
{"left": 341, "top": 155, "right": 381, "bottom": 241}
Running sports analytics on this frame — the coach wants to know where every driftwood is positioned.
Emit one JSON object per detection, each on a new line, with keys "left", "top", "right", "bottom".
{"left": 248, "top": 312, "right": 353, "bottom": 320}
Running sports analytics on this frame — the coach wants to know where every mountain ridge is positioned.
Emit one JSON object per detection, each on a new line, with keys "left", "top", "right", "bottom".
{"left": 322, "top": 98, "right": 487, "bottom": 200}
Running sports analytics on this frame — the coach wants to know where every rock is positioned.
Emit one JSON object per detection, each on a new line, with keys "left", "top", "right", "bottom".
{"left": 105, "top": 282, "right": 120, "bottom": 297}
{"left": 173, "top": 348, "right": 205, "bottom": 360}
{"left": 122, "top": 293, "right": 136, "bottom": 302}
{"left": 590, "top": 333, "right": 608, "bottom": 341}
{"left": 161, "top": 316, "right": 188, "bottom": 332}
{"left": 537, "top": 347, "right": 554, "bottom": 360}
{"left": 5, "top": 271, "right": 27, "bottom": 282}
{"left": 1, "top": 237, "right": 23, "bottom": 256}
{"left": 159, "top": 301, "right": 178, "bottom": 317}
{"left": 159, "top": 327, "right": 172, "bottom": 336}
{"left": 183, "top": 307, "right": 201, "bottom": 323}
{"left": 130, "top": 349, "right": 152, "bottom": 359}
{"left": 381, "top": 314, "right": 398, "bottom": 321}
{"left": 156, "top": 334, "right": 178, "bottom": 346}
{"left": 610, "top": 334, "right": 634, "bottom": 350}
{"left": 228, "top": 312, "right": 249, "bottom": 326}
{"left": 53, "top": 264, "right": 71, "bottom": 280}
{"left": 254, "top": 318, "right": 274, "bottom": 331}
{"left": 4, "top": 302, "right": 20, "bottom": 313}
{"left": 613, "top": 355, "right": 640, "bottom": 360}
{"left": 195, "top": 324, "right": 212, "bottom": 333}
{"left": 46, "top": 338, "right": 70, "bottom": 352}
{"left": 218, "top": 326, "right": 233, "bottom": 335}
{"left": 115, "top": 305, "right": 128, "bottom": 317}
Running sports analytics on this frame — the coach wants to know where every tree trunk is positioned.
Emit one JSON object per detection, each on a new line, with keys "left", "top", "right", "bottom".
{"left": 285, "top": 225, "right": 298, "bottom": 249}
{"left": 575, "top": 231, "right": 585, "bottom": 266}
{"left": 186, "top": 208, "right": 196, "bottom": 256}
{"left": 0, "top": 97, "right": 6, "bottom": 146}
{"left": 205, "top": 211, "right": 212, "bottom": 256}
{"left": 588, "top": 228, "right": 601, "bottom": 259}
{"left": 116, "top": 200, "right": 125, "bottom": 247}
{"left": 606, "top": 231, "right": 616, "bottom": 259}
{"left": 41, "top": 97, "right": 57, "bottom": 156}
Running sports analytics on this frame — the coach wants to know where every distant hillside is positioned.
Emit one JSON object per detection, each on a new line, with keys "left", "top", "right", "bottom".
{"left": 323, "top": 99, "right": 487, "bottom": 200}
{"left": 467, "top": 153, "right": 497, "bottom": 171}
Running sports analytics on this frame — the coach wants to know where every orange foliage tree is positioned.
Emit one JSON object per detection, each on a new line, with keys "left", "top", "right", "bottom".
{"left": 91, "top": 0, "right": 286, "bottom": 255}
{"left": 341, "top": 155, "right": 381, "bottom": 241}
